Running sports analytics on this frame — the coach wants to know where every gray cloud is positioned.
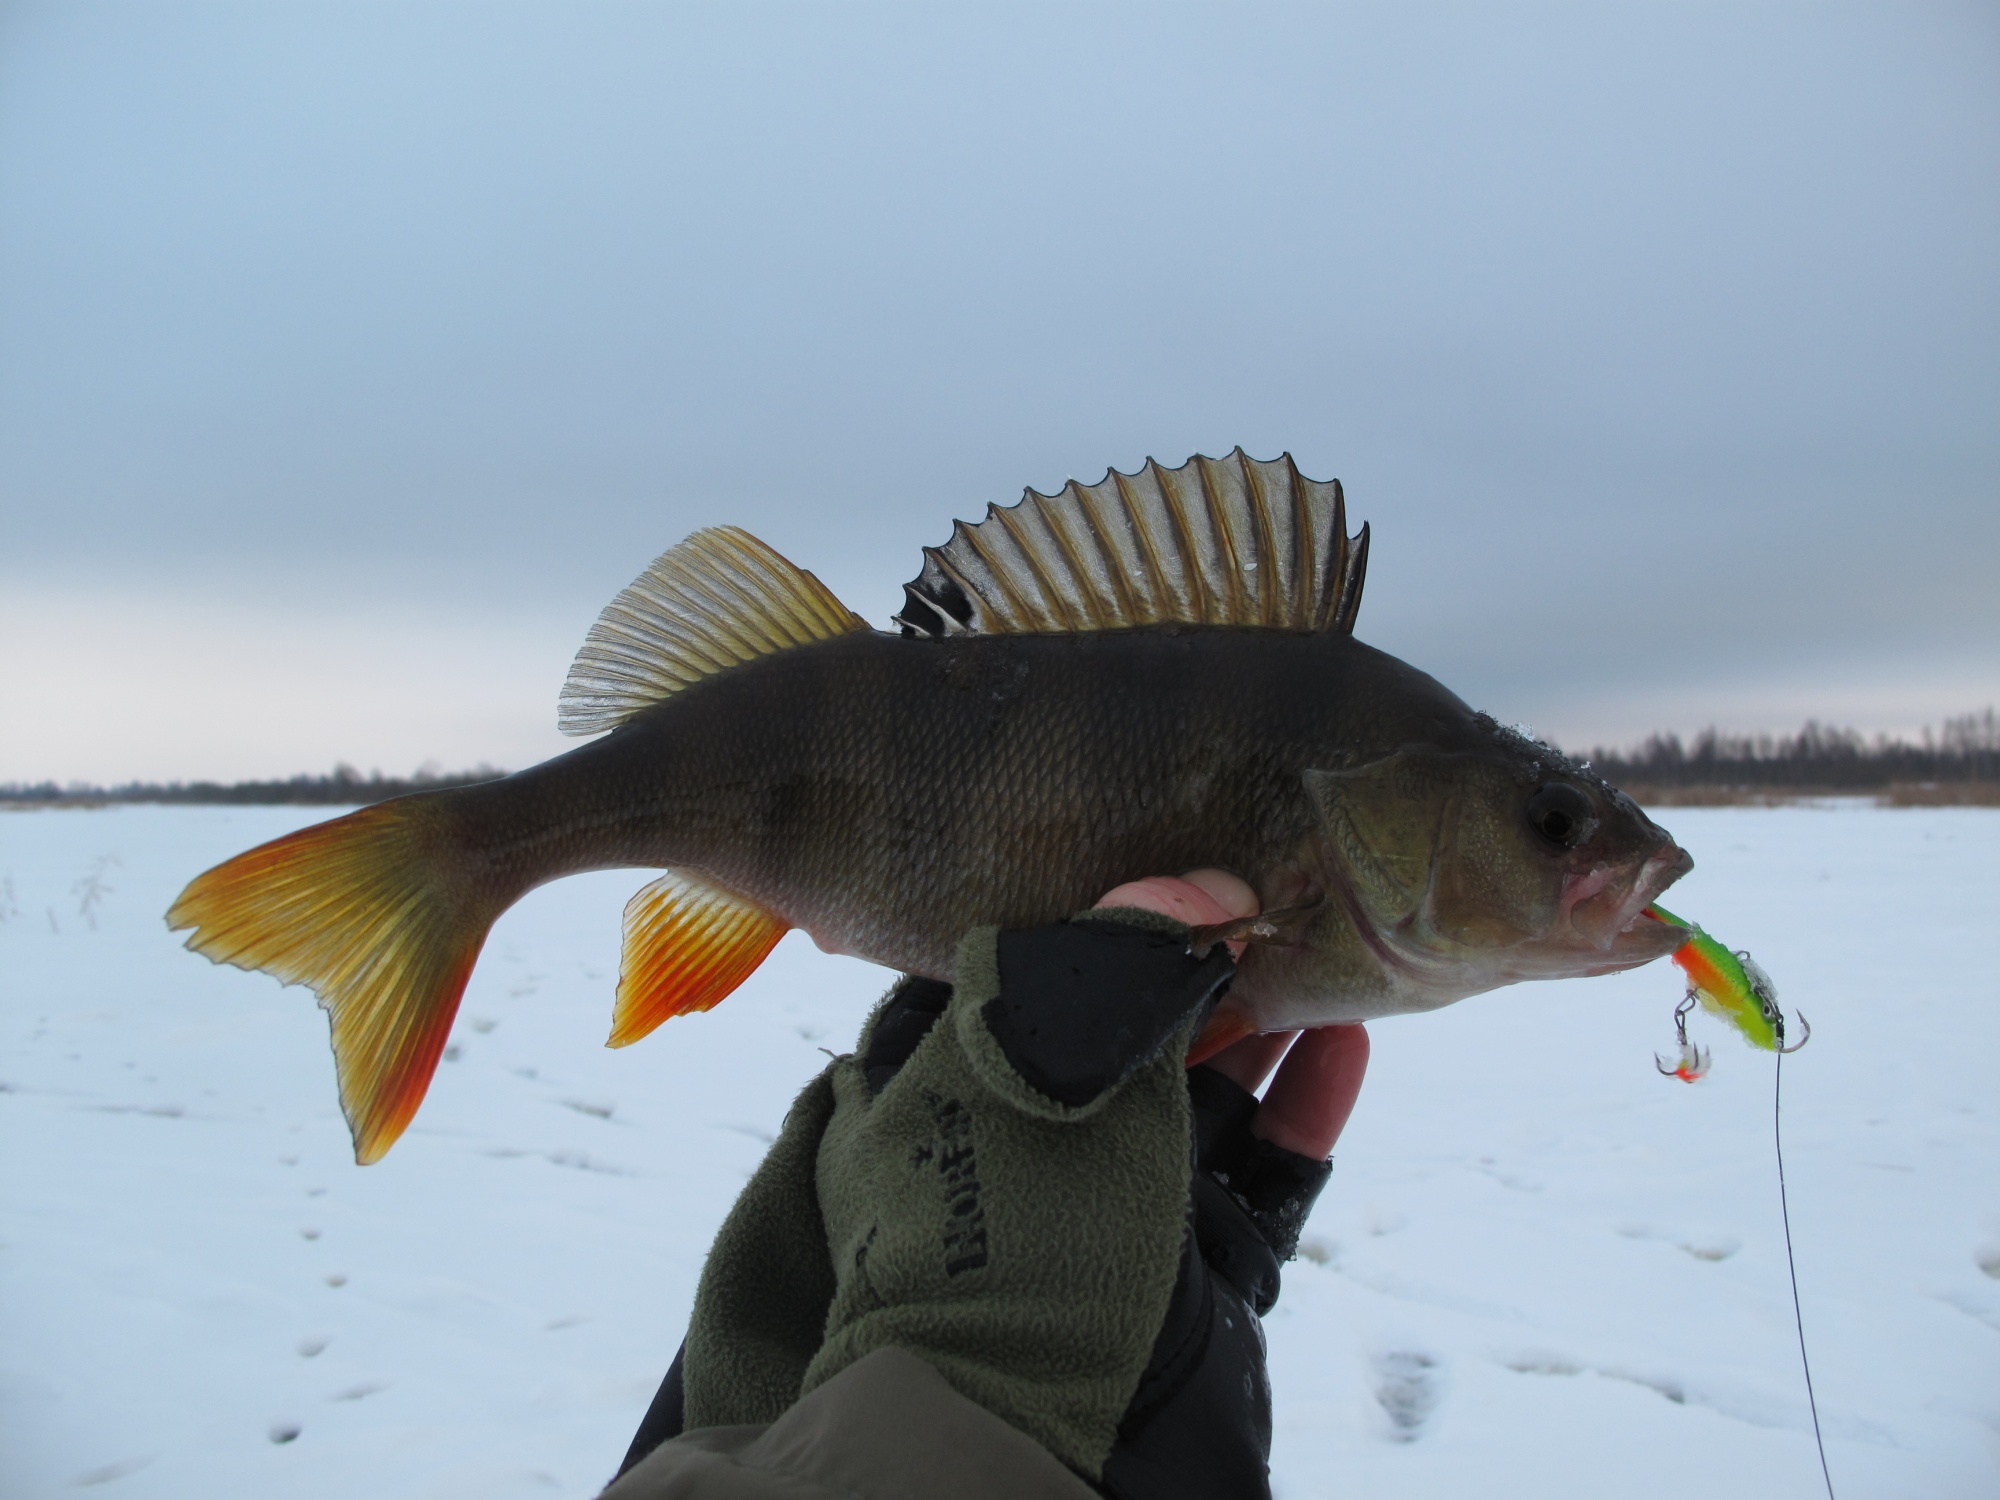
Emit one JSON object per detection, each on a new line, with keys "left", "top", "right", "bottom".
{"left": 2, "top": 2, "right": 1995, "bottom": 777}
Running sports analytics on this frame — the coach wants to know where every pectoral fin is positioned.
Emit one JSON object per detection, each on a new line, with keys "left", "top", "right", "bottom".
{"left": 1186, "top": 1006, "right": 1256, "bottom": 1067}
{"left": 609, "top": 871, "right": 788, "bottom": 1047}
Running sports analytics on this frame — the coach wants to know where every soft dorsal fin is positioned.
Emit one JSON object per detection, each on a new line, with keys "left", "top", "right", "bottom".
{"left": 892, "top": 449, "right": 1369, "bottom": 639}
{"left": 560, "top": 526, "right": 869, "bottom": 737}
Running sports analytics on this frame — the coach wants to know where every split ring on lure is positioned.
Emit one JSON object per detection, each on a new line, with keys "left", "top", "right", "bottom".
{"left": 1643, "top": 905, "right": 1808, "bottom": 1081}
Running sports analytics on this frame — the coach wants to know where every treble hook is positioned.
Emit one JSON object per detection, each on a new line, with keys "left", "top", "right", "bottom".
{"left": 1775, "top": 1010, "right": 1811, "bottom": 1054}
{"left": 1655, "top": 993, "right": 1710, "bottom": 1081}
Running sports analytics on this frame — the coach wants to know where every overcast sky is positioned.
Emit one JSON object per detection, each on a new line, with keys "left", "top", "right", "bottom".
{"left": 3, "top": 1, "right": 1996, "bottom": 784}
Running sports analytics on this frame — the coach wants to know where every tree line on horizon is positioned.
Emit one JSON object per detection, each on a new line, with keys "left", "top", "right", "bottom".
{"left": 1582, "top": 708, "right": 1998, "bottom": 791}
{"left": 1, "top": 762, "right": 507, "bottom": 807}
{"left": 4, "top": 711, "right": 1995, "bottom": 805}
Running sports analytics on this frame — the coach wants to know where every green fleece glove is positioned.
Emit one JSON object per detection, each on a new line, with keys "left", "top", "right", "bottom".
{"left": 644, "top": 910, "right": 1330, "bottom": 1498}
{"left": 800, "top": 912, "right": 1230, "bottom": 1479}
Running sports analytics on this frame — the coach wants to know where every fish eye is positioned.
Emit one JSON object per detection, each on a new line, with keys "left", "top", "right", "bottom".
{"left": 1526, "top": 783, "right": 1598, "bottom": 849}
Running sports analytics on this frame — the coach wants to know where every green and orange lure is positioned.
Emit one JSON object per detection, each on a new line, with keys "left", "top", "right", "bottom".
{"left": 1642, "top": 905, "right": 1807, "bottom": 1081}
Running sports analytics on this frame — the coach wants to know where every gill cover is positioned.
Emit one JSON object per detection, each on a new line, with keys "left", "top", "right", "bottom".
{"left": 1302, "top": 751, "right": 1464, "bottom": 933}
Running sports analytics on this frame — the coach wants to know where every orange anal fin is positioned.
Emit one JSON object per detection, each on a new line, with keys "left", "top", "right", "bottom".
{"left": 1185, "top": 1006, "right": 1255, "bottom": 1068}
{"left": 609, "top": 871, "right": 788, "bottom": 1048}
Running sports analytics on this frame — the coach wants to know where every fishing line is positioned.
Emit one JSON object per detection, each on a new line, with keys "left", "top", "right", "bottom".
{"left": 1773, "top": 1036, "right": 1836, "bottom": 1500}
{"left": 1647, "top": 912, "right": 1834, "bottom": 1500}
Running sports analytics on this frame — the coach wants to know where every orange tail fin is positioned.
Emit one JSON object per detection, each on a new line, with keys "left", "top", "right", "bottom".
{"left": 167, "top": 797, "right": 497, "bottom": 1164}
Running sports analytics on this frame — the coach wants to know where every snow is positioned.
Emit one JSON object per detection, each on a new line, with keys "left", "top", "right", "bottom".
{"left": 3, "top": 802, "right": 1996, "bottom": 1499}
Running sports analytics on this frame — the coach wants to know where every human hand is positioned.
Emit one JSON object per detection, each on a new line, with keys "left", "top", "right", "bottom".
{"left": 618, "top": 877, "right": 1358, "bottom": 1498}
{"left": 1094, "top": 869, "right": 1368, "bottom": 1160}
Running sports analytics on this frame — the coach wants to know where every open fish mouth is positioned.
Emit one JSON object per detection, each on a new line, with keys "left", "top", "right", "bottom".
{"left": 1561, "top": 843, "right": 1695, "bottom": 963}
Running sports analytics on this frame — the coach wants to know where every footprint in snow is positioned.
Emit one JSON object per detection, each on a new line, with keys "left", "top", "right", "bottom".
{"left": 1504, "top": 1353, "right": 1584, "bottom": 1378}
{"left": 1372, "top": 1350, "right": 1442, "bottom": 1442}
{"left": 1680, "top": 1237, "right": 1740, "bottom": 1262}
{"left": 297, "top": 1337, "right": 328, "bottom": 1357}
{"left": 267, "top": 1422, "right": 301, "bottom": 1444}
{"left": 1617, "top": 1222, "right": 1740, "bottom": 1261}
{"left": 72, "top": 1456, "right": 152, "bottom": 1486}
{"left": 542, "top": 1149, "right": 632, "bottom": 1175}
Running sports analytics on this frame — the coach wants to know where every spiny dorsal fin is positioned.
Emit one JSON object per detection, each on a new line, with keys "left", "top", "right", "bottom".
{"left": 560, "top": 526, "right": 869, "bottom": 737}
{"left": 893, "top": 449, "right": 1369, "bottom": 639}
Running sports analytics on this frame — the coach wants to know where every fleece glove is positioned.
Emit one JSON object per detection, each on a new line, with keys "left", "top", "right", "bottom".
{"left": 615, "top": 911, "right": 1334, "bottom": 1500}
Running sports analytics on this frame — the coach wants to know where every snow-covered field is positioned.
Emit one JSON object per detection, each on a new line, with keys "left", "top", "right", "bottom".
{"left": 2, "top": 802, "right": 1995, "bottom": 1499}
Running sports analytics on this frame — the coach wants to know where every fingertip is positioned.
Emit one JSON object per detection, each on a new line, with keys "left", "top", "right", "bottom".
{"left": 1094, "top": 875, "right": 1233, "bottom": 928}
{"left": 1178, "top": 868, "right": 1259, "bottom": 920}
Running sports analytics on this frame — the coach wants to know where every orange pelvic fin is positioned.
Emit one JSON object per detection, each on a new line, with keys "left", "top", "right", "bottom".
{"left": 1186, "top": 1006, "right": 1256, "bottom": 1067}
{"left": 609, "top": 871, "right": 788, "bottom": 1048}
{"left": 166, "top": 797, "right": 495, "bottom": 1165}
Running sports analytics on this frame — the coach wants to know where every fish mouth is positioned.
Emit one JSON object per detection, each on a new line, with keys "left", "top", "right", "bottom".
{"left": 1561, "top": 843, "right": 1694, "bottom": 966}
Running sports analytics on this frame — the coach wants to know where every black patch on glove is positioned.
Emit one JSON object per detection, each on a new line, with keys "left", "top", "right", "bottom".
{"left": 1189, "top": 1064, "right": 1334, "bottom": 1273}
{"left": 985, "top": 919, "right": 1236, "bottom": 1108}
{"left": 864, "top": 975, "right": 952, "bottom": 1095}
{"left": 1216, "top": 1135, "right": 1333, "bottom": 1267}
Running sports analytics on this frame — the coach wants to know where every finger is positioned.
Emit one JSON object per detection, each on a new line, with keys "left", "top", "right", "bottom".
{"left": 1202, "top": 1029, "right": 1298, "bottom": 1093}
{"left": 1094, "top": 867, "right": 1259, "bottom": 958}
{"left": 1093, "top": 875, "right": 1234, "bottom": 929}
{"left": 1177, "top": 868, "right": 1258, "bottom": 920}
{"left": 1249, "top": 1024, "right": 1368, "bottom": 1159}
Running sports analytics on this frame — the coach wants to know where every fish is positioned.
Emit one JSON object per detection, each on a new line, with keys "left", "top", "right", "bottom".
{"left": 168, "top": 448, "right": 1694, "bottom": 1163}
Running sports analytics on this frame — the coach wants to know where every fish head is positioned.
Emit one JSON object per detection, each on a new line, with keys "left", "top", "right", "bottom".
{"left": 1301, "top": 719, "right": 1692, "bottom": 1010}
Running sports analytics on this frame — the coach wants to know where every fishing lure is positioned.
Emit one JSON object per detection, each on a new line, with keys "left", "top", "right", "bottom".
{"left": 1644, "top": 904, "right": 1806, "bottom": 1080}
